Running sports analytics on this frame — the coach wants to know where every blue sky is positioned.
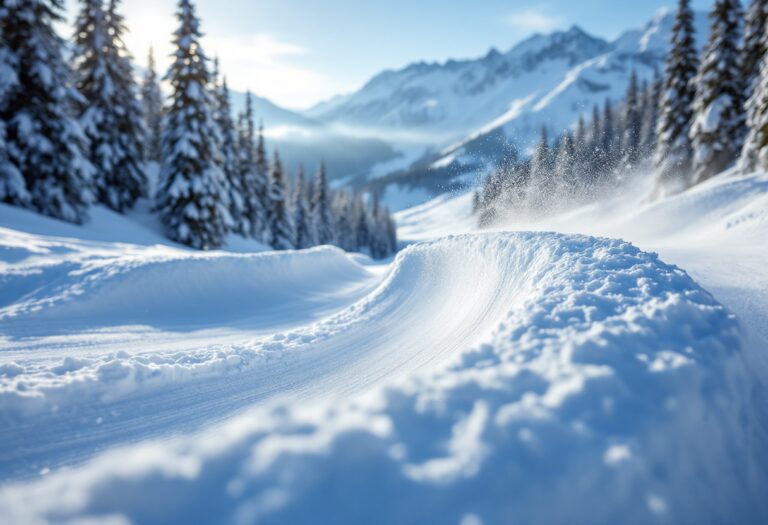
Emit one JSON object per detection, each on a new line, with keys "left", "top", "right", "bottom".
{"left": 63, "top": 0, "right": 716, "bottom": 109}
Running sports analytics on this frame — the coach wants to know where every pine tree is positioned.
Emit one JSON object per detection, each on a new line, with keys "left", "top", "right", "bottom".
{"left": 0, "top": 0, "right": 93, "bottom": 223}
{"left": 601, "top": 99, "right": 618, "bottom": 177}
{"left": 354, "top": 195, "right": 370, "bottom": 253}
{"left": 0, "top": 45, "right": 28, "bottom": 206}
{"left": 740, "top": 21, "right": 768, "bottom": 172}
{"left": 554, "top": 132, "right": 578, "bottom": 195}
{"left": 106, "top": 0, "right": 148, "bottom": 201}
{"left": 585, "top": 104, "right": 603, "bottom": 183}
{"left": 266, "top": 151, "right": 294, "bottom": 250}
{"left": 743, "top": 0, "right": 768, "bottom": 91}
{"left": 573, "top": 115, "right": 587, "bottom": 178}
{"left": 312, "top": 161, "right": 334, "bottom": 245}
{"left": 690, "top": 0, "right": 746, "bottom": 184}
{"left": 641, "top": 72, "right": 662, "bottom": 158}
{"left": 332, "top": 192, "right": 354, "bottom": 251}
{"left": 256, "top": 120, "right": 269, "bottom": 185}
{"left": 383, "top": 207, "right": 398, "bottom": 256}
{"left": 142, "top": 46, "right": 164, "bottom": 163}
{"left": 620, "top": 70, "right": 643, "bottom": 174}
{"left": 77, "top": 0, "right": 147, "bottom": 212}
{"left": 367, "top": 192, "right": 392, "bottom": 258}
{"left": 291, "top": 165, "right": 313, "bottom": 249}
{"left": 471, "top": 190, "right": 481, "bottom": 214}
{"left": 253, "top": 111, "right": 271, "bottom": 240}
{"left": 236, "top": 94, "right": 268, "bottom": 239}
{"left": 527, "top": 126, "right": 553, "bottom": 209}
{"left": 156, "top": 0, "right": 231, "bottom": 249}
{"left": 212, "top": 65, "right": 245, "bottom": 236}
{"left": 655, "top": 0, "right": 699, "bottom": 191}
{"left": 575, "top": 115, "right": 587, "bottom": 153}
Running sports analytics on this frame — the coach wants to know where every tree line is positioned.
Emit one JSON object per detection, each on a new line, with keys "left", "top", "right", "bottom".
{"left": 475, "top": 0, "right": 768, "bottom": 225}
{"left": 0, "top": 0, "right": 397, "bottom": 258}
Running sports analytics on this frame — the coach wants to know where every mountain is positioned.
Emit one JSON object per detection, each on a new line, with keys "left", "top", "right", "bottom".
{"left": 307, "top": 26, "right": 613, "bottom": 142}
{"left": 305, "top": 9, "right": 709, "bottom": 209}
{"left": 230, "top": 91, "right": 317, "bottom": 129}
{"left": 227, "top": 91, "right": 398, "bottom": 181}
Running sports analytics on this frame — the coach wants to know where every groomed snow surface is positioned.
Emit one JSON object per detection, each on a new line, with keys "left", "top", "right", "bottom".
{"left": 1, "top": 171, "right": 768, "bottom": 524}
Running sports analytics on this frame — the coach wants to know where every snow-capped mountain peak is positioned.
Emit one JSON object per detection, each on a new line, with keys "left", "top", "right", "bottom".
{"left": 306, "top": 25, "right": 613, "bottom": 139}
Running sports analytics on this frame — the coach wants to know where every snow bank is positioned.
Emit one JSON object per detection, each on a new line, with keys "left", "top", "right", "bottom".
{"left": 0, "top": 239, "right": 371, "bottom": 332}
{"left": 0, "top": 237, "right": 376, "bottom": 415}
{"left": 2, "top": 233, "right": 763, "bottom": 524}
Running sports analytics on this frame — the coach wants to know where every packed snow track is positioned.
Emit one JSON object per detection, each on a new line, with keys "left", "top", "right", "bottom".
{"left": 1, "top": 219, "right": 766, "bottom": 523}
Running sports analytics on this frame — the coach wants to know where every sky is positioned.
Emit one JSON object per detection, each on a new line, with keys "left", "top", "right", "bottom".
{"left": 62, "top": 0, "right": 716, "bottom": 110}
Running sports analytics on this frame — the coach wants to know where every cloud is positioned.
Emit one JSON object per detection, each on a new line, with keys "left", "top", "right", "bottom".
{"left": 205, "top": 34, "right": 349, "bottom": 110}
{"left": 504, "top": 7, "right": 564, "bottom": 33}
{"left": 207, "top": 34, "right": 308, "bottom": 67}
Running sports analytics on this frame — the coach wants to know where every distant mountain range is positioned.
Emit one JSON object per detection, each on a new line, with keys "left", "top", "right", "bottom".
{"left": 250, "top": 8, "right": 710, "bottom": 209}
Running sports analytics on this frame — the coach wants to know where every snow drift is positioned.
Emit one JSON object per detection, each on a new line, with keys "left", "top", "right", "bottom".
{"left": 2, "top": 232, "right": 764, "bottom": 524}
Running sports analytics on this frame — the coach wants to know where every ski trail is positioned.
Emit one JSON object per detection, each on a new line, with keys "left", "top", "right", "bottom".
{"left": 0, "top": 235, "right": 532, "bottom": 479}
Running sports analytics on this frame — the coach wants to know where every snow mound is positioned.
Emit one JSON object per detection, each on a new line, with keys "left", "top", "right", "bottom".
{"left": 3, "top": 233, "right": 763, "bottom": 524}
{"left": 0, "top": 238, "right": 370, "bottom": 332}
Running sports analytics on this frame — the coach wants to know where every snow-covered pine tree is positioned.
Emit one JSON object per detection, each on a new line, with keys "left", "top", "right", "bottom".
{"left": 156, "top": 0, "right": 231, "bottom": 249}
{"left": 236, "top": 94, "right": 268, "bottom": 239}
{"left": 290, "top": 165, "right": 313, "bottom": 249}
{"left": 383, "top": 207, "right": 398, "bottom": 256}
{"left": 311, "top": 161, "right": 334, "bottom": 245}
{"left": 740, "top": 18, "right": 768, "bottom": 172}
{"left": 690, "top": 0, "right": 746, "bottom": 184}
{"left": 743, "top": 0, "right": 768, "bottom": 91}
{"left": 585, "top": 104, "right": 604, "bottom": 183}
{"left": 266, "top": 151, "right": 294, "bottom": 250}
{"left": 253, "top": 113, "right": 271, "bottom": 240}
{"left": 365, "top": 192, "right": 388, "bottom": 257}
{"left": 655, "top": 0, "right": 699, "bottom": 191}
{"left": 255, "top": 120, "right": 269, "bottom": 186}
{"left": 368, "top": 194, "right": 385, "bottom": 258}
{"left": 332, "top": 191, "right": 354, "bottom": 251}
{"left": 601, "top": 99, "right": 618, "bottom": 177}
{"left": 142, "top": 46, "right": 164, "bottom": 163}
{"left": 528, "top": 126, "right": 554, "bottom": 211}
{"left": 354, "top": 195, "right": 370, "bottom": 253}
{"left": 0, "top": 45, "right": 28, "bottom": 206}
{"left": 641, "top": 72, "right": 662, "bottom": 158}
{"left": 620, "top": 70, "right": 643, "bottom": 174}
{"left": 211, "top": 66, "right": 245, "bottom": 236}
{"left": 471, "top": 190, "right": 481, "bottom": 215}
{"left": 0, "top": 119, "right": 26, "bottom": 206}
{"left": 573, "top": 115, "right": 588, "bottom": 177}
{"left": 88, "top": 0, "right": 147, "bottom": 212}
{"left": 554, "top": 132, "right": 578, "bottom": 195}
{"left": 0, "top": 0, "right": 93, "bottom": 223}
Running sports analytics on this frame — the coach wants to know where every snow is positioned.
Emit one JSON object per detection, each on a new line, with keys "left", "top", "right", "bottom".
{"left": 0, "top": 169, "right": 767, "bottom": 522}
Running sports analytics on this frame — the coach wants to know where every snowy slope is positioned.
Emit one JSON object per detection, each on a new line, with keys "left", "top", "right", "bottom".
{"left": 1, "top": 169, "right": 768, "bottom": 522}
{"left": 3, "top": 229, "right": 765, "bottom": 524}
